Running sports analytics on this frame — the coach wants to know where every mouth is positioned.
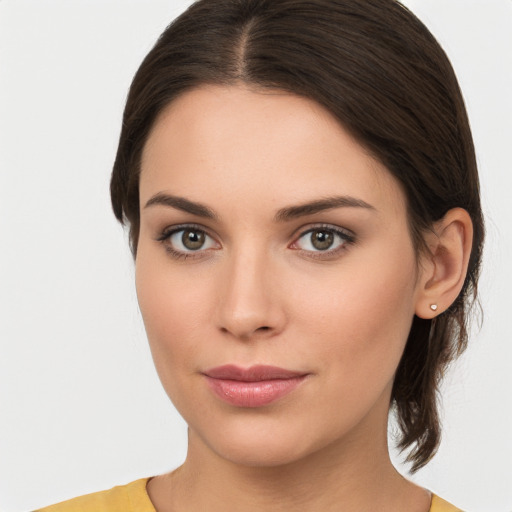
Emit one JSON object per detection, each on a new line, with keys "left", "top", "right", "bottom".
{"left": 202, "top": 364, "right": 309, "bottom": 408}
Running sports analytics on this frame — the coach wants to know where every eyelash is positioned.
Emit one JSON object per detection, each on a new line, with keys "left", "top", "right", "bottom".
{"left": 289, "top": 224, "right": 356, "bottom": 259}
{"left": 156, "top": 224, "right": 219, "bottom": 260}
{"left": 156, "top": 223, "right": 356, "bottom": 261}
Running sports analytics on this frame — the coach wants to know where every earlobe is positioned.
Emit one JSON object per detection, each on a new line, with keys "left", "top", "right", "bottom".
{"left": 415, "top": 208, "right": 473, "bottom": 319}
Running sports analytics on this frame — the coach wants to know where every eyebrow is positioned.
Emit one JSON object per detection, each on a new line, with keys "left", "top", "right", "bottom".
{"left": 144, "top": 193, "right": 217, "bottom": 219}
{"left": 144, "top": 193, "right": 375, "bottom": 221}
{"left": 274, "top": 196, "right": 376, "bottom": 221}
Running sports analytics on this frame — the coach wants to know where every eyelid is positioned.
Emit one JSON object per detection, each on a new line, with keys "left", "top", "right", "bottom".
{"left": 156, "top": 223, "right": 221, "bottom": 259}
{"left": 155, "top": 222, "right": 355, "bottom": 260}
{"left": 290, "top": 223, "right": 355, "bottom": 242}
{"left": 289, "top": 223, "right": 356, "bottom": 256}
{"left": 156, "top": 223, "right": 212, "bottom": 240}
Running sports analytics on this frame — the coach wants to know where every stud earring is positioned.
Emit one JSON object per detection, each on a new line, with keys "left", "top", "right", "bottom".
{"left": 430, "top": 304, "right": 438, "bottom": 311}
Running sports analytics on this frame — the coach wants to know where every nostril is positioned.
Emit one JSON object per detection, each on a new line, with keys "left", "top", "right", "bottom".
{"left": 257, "top": 326, "right": 271, "bottom": 332}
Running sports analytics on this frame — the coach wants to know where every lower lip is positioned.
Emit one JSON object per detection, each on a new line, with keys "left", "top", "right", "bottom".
{"left": 205, "top": 376, "right": 306, "bottom": 407}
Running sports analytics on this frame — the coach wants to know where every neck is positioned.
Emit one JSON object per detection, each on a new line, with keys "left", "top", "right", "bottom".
{"left": 148, "top": 409, "right": 430, "bottom": 512}
{"left": 182, "top": 433, "right": 397, "bottom": 511}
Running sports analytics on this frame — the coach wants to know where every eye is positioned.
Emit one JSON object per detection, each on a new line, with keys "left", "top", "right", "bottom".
{"left": 157, "top": 225, "right": 219, "bottom": 258}
{"left": 291, "top": 226, "right": 354, "bottom": 254}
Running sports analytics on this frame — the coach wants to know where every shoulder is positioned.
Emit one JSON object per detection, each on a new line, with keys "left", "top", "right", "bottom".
{"left": 430, "top": 494, "right": 464, "bottom": 512}
{"left": 34, "top": 478, "right": 155, "bottom": 512}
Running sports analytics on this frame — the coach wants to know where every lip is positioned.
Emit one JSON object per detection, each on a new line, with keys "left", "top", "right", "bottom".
{"left": 203, "top": 365, "right": 309, "bottom": 408}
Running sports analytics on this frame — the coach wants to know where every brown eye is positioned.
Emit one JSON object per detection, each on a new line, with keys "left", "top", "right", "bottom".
{"left": 182, "top": 229, "right": 205, "bottom": 250}
{"left": 164, "top": 227, "right": 218, "bottom": 255}
{"left": 310, "top": 230, "right": 334, "bottom": 250}
{"left": 292, "top": 226, "right": 353, "bottom": 254}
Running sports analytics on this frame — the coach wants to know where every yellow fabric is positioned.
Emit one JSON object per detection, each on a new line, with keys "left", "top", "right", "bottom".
{"left": 35, "top": 477, "right": 461, "bottom": 511}
{"left": 430, "top": 493, "right": 463, "bottom": 511}
{"left": 34, "top": 478, "right": 156, "bottom": 512}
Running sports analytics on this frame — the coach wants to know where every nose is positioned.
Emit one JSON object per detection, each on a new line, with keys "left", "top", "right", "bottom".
{"left": 215, "top": 248, "right": 287, "bottom": 341}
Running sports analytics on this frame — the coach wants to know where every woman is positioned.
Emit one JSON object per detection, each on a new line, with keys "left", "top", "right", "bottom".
{"left": 35, "top": 0, "right": 483, "bottom": 510}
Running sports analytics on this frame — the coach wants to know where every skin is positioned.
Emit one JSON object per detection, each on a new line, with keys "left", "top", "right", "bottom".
{"left": 136, "top": 85, "right": 472, "bottom": 511}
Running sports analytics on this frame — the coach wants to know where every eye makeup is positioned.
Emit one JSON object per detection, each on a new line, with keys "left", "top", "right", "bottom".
{"left": 155, "top": 221, "right": 356, "bottom": 262}
{"left": 289, "top": 223, "right": 356, "bottom": 260}
{"left": 156, "top": 223, "right": 220, "bottom": 260}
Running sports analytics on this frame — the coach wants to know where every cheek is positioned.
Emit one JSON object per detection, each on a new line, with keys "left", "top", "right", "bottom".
{"left": 135, "top": 248, "right": 212, "bottom": 393}
{"left": 292, "top": 243, "right": 418, "bottom": 391}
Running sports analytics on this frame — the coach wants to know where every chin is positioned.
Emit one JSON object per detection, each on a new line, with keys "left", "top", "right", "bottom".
{"left": 209, "top": 436, "right": 312, "bottom": 468}
{"left": 189, "top": 413, "right": 343, "bottom": 469}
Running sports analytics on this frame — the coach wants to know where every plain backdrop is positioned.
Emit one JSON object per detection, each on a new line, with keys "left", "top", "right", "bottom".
{"left": 0, "top": 1, "right": 511, "bottom": 511}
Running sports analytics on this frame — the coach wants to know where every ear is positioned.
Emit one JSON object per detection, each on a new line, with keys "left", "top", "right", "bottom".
{"left": 415, "top": 208, "right": 473, "bottom": 319}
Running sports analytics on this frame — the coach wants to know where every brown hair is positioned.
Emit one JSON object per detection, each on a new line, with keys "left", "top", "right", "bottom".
{"left": 110, "top": 0, "right": 484, "bottom": 472}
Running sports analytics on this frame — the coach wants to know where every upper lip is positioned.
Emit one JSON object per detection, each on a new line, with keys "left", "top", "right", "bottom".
{"left": 203, "top": 364, "right": 307, "bottom": 382}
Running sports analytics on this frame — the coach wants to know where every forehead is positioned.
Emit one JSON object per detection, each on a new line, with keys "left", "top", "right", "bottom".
{"left": 140, "top": 85, "right": 406, "bottom": 218}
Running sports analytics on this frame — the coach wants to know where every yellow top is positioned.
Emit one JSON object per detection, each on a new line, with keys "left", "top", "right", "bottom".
{"left": 35, "top": 478, "right": 463, "bottom": 511}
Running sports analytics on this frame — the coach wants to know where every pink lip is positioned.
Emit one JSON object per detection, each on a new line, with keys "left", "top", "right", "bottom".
{"left": 203, "top": 365, "right": 308, "bottom": 408}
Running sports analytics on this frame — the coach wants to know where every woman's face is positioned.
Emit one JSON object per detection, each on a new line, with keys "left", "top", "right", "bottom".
{"left": 136, "top": 85, "right": 425, "bottom": 467}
